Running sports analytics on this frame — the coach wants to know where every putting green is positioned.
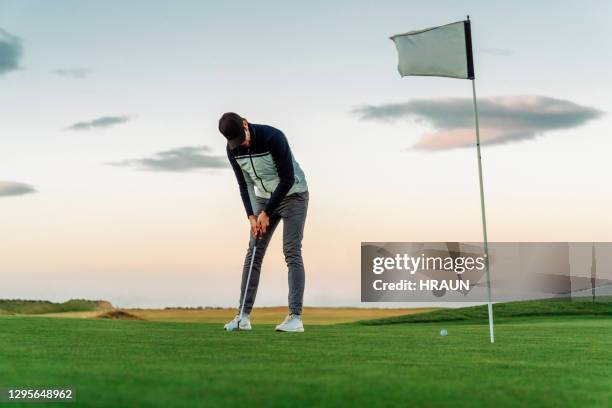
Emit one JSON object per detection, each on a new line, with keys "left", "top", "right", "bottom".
{"left": 1, "top": 314, "right": 611, "bottom": 407}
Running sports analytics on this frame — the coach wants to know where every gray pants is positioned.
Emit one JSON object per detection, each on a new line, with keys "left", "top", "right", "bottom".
{"left": 239, "top": 191, "right": 309, "bottom": 315}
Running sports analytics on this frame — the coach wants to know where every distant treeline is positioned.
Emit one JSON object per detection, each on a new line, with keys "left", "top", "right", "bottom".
{"left": 163, "top": 306, "right": 225, "bottom": 310}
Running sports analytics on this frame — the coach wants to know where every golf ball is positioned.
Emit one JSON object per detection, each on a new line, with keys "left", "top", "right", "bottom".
{"left": 440, "top": 329, "right": 448, "bottom": 337}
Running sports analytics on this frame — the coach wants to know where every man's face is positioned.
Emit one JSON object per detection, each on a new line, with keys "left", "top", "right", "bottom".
{"left": 240, "top": 119, "right": 251, "bottom": 147}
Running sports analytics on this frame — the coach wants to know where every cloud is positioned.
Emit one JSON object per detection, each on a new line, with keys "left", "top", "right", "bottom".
{"left": 0, "top": 181, "right": 36, "bottom": 197}
{"left": 65, "top": 115, "right": 130, "bottom": 131}
{"left": 352, "top": 95, "right": 603, "bottom": 150}
{"left": 107, "top": 146, "right": 228, "bottom": 172}
{"left": 53, "top": 68, "right": 92, "bottom": 79}
{"left": 0, "top": 28, "right": 23, "bottom": 75}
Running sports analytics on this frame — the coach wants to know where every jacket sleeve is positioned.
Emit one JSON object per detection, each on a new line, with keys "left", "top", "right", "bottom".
{"left": 227, "top": 146, "right": 256, "bottom": 217}
{"left": 264, "top": 129, "right": 295, "bottom": 215}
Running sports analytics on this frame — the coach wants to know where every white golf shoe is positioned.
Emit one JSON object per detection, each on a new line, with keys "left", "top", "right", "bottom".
{"left": 275, "top": 314, "right": 304, "bottom": 332}
{"left": 224, "top": 314, "right": 252, "bottom": 331}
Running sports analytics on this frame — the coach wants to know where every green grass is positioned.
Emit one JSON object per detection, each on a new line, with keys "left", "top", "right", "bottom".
{"left": 359, "top": 299, "right": 612, "bottom": 325}
{"left": 1, "top": 313, "right": 612, "bottom": 407}
{"left": 0, "top": 299, "right": 108, "bottom": 315}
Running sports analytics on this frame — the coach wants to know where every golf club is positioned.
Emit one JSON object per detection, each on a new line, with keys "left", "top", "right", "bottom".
{"left": 229, "top": 235, "right": 260, "bottom": 331}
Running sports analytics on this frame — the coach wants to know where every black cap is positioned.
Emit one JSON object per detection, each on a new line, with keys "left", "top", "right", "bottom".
{"left": 219, "top": 112, "right": 245, "bottom": 149}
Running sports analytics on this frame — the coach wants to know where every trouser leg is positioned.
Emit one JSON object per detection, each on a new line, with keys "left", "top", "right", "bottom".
{"left": 238, "top": 208, "right": 280, "bottom": 315}
{"left": 279, "top": 192, "right": 309, "bottom": 315}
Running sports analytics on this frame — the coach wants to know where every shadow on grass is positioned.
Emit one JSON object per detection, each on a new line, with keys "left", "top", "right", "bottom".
{"left": 357, "top": 298, "right": 612, "bottom": 325}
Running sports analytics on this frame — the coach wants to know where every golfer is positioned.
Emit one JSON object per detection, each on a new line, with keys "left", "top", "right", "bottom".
{"left": 219, "top": 113, "right": 309, "bottom": 332}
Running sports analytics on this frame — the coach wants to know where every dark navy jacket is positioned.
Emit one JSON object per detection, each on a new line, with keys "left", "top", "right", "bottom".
{"left": 227, "top": 123, "right": 308, "bottom": 217}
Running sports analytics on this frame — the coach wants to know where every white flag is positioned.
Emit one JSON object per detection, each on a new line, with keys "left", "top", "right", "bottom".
{"left": 390, "top": 20, "right": 474, "bottom": 79}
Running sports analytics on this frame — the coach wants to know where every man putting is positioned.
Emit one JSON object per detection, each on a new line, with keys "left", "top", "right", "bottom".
{"left": 219, "top": 112, "right": 309, "bottom": 332}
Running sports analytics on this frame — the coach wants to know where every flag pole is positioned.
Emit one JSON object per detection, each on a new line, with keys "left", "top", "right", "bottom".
{"left": 471, "top": 78, "right": 495, "bottom": 343}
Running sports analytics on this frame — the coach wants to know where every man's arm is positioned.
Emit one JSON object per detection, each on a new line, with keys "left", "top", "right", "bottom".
{"left": 227, "top": 146, "right": 256, "bottom": 217}
{"left": 263, "top": 129, "right": 295, "bottom": 216}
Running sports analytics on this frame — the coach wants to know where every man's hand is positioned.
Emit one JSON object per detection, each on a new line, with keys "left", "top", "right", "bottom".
{"left": 257, "top": 211, "right": 270, "bottom": 235}
{"left": 248, "top": 215, "right": 259, "bottom": 237}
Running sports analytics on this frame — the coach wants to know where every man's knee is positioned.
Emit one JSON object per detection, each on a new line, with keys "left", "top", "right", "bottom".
{"left": 283, "top": 242, "right": 303, "bottom": 265}
{"left": 247, "top": 237, "right": 269, "bottom": 258}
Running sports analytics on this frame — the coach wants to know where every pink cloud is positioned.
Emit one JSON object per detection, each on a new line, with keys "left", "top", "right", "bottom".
{"left": 353, "top": 95, "right": 604, "bottom": 151}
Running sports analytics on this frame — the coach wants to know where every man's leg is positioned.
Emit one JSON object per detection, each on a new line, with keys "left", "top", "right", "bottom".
{"left": 238, "top": 201, "right": 280, "bottom": 315}
{"left": 279, "top": 192, "right": 309, "bottom": 315}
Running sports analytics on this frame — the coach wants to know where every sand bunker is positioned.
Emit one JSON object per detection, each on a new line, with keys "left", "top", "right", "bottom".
{"left": 97, "top": 310, "right": 143, "bottom": 320}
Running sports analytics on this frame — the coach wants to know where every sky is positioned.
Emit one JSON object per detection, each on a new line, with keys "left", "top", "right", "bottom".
{"left": 1, "top": 0, "right": 611, "bottom": 308}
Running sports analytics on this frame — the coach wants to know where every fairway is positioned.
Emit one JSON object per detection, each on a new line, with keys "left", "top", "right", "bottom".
{"left": 1, "top": 315, "right": 611, "bottom": 407}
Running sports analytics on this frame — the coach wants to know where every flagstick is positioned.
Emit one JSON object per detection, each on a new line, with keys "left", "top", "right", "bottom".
{"left": 471, "top": 78, "right": 495, "bottom": 344}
